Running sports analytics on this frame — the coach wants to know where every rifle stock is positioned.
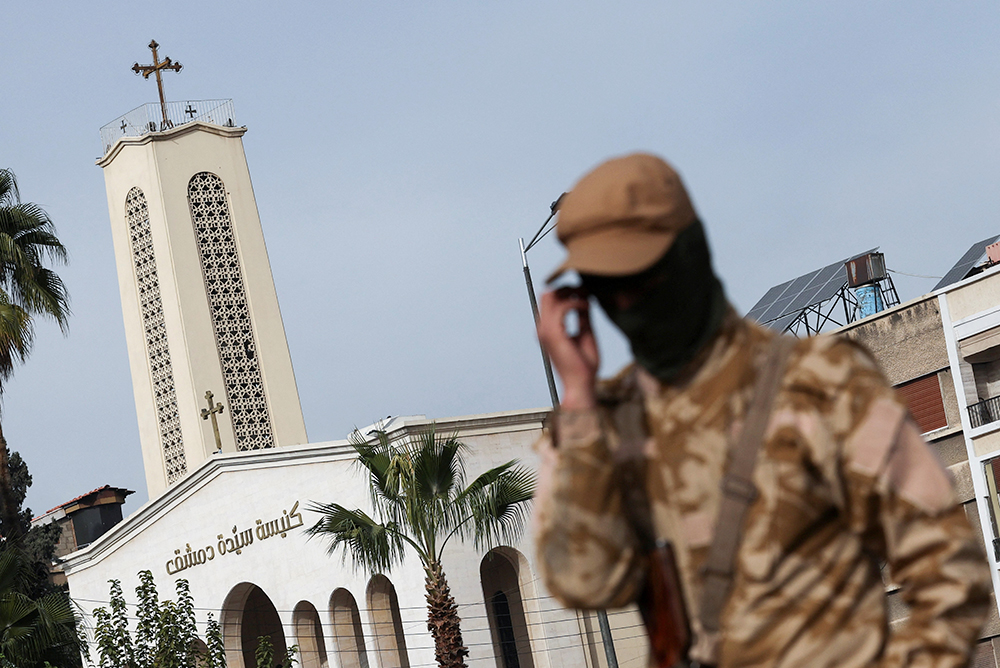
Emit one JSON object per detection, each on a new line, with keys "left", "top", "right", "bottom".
{"left": 639, "top": 540, "right": 691, "bottom": 668}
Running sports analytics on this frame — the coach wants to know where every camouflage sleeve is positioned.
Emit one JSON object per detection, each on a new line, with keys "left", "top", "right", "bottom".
{"left": 837, "top": 347, "right": 992, "bottom": 668}
{"left": 534, "top": 408, "right": 645, "bottom": 609}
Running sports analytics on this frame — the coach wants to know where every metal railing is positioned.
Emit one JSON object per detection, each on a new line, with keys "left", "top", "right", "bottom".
{"left": 969, "top": 395, "right": 1000, "bottom": 429}
{"left": 99, "top": 99, "right": 237, "bottom": 155}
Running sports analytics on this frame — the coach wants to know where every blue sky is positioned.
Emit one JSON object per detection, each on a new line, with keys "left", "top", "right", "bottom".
{"left": 2, "top": 1, "right": 998, "bottom": 516}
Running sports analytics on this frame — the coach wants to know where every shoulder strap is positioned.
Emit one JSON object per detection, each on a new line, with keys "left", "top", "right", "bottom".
{"left": 698, "top": 335, "right": 796, "bottom": 634}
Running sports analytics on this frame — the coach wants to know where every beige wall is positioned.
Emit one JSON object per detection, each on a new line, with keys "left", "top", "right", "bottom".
{"left": 841, "top": 296, "right": 949, "bottom": 385}
{"left": 949, "top": 278, "right": 1000, "bottom": 323}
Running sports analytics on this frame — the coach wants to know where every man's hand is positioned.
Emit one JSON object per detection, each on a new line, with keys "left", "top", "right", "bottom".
{"left": 537, "top": 288, "right": 600, "bottom": 410}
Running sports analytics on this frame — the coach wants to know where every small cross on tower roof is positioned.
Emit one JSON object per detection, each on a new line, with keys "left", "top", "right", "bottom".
{"left": 132, "top": 40, "right": 183, "bottom": 131}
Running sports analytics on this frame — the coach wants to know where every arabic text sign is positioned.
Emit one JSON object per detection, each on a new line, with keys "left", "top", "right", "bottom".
{"left": 165, "top": 501, "right": 303, "bottom": 576}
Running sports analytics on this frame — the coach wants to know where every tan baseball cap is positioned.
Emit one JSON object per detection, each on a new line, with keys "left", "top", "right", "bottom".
{"left": 547, "top": 153, "right": 697, "bottom": 283}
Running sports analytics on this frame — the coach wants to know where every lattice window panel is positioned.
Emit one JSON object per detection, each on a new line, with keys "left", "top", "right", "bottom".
{"left": 125, "top": 187, "right": 187, "bottom": 482}
{"left": 187, "top": 172, "right": 274, "bottom": 450}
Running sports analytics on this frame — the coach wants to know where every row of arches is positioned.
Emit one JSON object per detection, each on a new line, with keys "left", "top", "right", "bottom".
{"left": 217, "top": 548, "right": 537, "bottom": 668}
{"left": 220, "top": 575, "right": 407, "bottom": 668}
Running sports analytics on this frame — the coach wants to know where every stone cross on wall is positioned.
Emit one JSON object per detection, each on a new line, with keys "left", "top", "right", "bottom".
{"left": 201, "top": 390, "right": 225, "bottom": 453}
{"left": 132, "top": 40, "right": 182, "bottom": 131}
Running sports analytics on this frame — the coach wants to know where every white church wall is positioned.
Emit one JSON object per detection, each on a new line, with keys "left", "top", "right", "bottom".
{"left": 63, "top": 409, "right": 639, "bottom": 668}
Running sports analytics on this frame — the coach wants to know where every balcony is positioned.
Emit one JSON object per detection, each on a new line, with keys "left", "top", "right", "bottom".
{"left": 969, "top": 395, "right": 1000, "bottom": 429}
{"left": 99, "top": 99, "right": 237, "bottom": 155}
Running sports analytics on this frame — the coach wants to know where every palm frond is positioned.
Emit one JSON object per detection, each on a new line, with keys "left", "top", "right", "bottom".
{"left": 350, "top": 428, "right": 409, "bottom": 526}
{"left": 456, "top": 461, "right": 536, "bottom": 552}
{"left": 0, "top": 169, "right": 70, "bottom": 385}
{"left": 410, "top": 429, "right": 465, "bottom": 502}
{"left": 305, "top": 502, "right": 409, "bottom": 573}
{"left": 0, "top": 546, "right": 81, "bottom": 664}
{"left": 0, "top": 170, "right": 17, "bottom": 208}
{"left": 8, "top": 267, "right": 69, "bottom": 331}
{"left": 0, "top": 298, "right": 35, "bottom": 384}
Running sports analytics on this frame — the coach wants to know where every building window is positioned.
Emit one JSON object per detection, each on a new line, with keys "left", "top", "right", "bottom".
{"left": 895, "top": 373, "right": 947, "bottom": 434}
{"left": 480, "top": 548, "right": 534, "bottom": 668}
{"left": 490, "top": 592, "right": 521, "bottom": 668}
{"left": 187, "top": 172, "right": 274, "bottom": 451}
{"left": 125, "top": 187, "right": 186, "bottom": 482}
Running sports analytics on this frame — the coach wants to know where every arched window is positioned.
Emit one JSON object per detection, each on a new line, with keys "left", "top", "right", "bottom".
{"left": 187, "top": 171, "right": 274, "bottom": 451}
{"left": 330, "top": 588, "right": 369, "bottom": 668}
{"left": 125, "top": 187, "right": 186, "bottom": 482}
{"left": 490, "top": 591, "right": 521, "bottom": 668}
{"left": 366, "top": 575, "right": 409, "bottom": 668}
{"left": 294, "top": 601, "right": 329, "bottom": 668}
{"left": 480, "top": 548, "right": 534, "bottom": 668}
{"left": 220, "top": 582, "right": 287, "bottom": 668}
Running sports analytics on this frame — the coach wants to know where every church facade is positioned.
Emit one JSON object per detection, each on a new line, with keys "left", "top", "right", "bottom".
{"left": 66, "top": 107, "right": 645, "bottom": 668}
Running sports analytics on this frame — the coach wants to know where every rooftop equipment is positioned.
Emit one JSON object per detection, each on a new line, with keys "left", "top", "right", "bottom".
{"left": 846, "top": 252, "right": 890, "bottom": 319}
{"left": 933, "top": 234, "right": 1000, "bottom": 291}
{"left": 747, "top": 248, "right": 899, "bottom": 336}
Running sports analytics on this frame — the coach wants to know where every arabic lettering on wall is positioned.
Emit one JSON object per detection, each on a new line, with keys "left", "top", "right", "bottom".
{"left": 165, "top": 501, "right": 303, "bottom": 575}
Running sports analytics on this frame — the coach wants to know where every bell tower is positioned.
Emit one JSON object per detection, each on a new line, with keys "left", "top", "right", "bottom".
{"left": 98, "top": 65, "right": 307, "bottom": 497}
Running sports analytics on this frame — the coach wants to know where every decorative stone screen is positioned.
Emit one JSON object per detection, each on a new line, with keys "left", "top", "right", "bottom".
{"left": 125, "top": 187, "right": 187, "bottom": 483}
{"left": 187, "top": 172, "right": 274, "bottom": 450}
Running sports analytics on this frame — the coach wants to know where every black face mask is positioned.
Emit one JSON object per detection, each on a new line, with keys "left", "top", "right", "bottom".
{"left": 580, "top": 220, "right": 727, "bottom": 383}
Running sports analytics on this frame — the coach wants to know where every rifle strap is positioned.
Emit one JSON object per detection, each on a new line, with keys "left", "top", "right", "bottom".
{"left": 698, "top": 335, "right": 796, "bottom": 635}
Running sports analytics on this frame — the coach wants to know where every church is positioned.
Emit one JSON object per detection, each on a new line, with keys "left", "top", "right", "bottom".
{"left": 64, "top": 43, "right": 646, "bottom": 668}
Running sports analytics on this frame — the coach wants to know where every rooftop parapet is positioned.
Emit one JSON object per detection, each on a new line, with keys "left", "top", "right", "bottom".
{"left": 99, "top": 99, "right": 237, "bottom": 155}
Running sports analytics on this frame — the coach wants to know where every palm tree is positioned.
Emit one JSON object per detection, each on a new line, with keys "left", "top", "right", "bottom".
{"left": 0, "top": 168, "right": 69, "bottom": 541}
{"left": 308, "top": 427, "right": 535, "bottom": 668}
{"left": 0, "top": 546, "right": 81, "bottom": 667}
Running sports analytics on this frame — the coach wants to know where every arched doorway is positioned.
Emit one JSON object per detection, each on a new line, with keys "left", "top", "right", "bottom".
{"left": 294, "top": 601, "right": 329, "bottom": 668}
{"left": 330, "top": 588, "right": 369, "bottom": 668}
{"left": 480, "top": 549, "right": 535, "bottom": 668}
{"left": 221, "top": 582, "right": 288, "bottom": 668}
{"left": 366, "top": 574, "right": 409, "bottom": 668}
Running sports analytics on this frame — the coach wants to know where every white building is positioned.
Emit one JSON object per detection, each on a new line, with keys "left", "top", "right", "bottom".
{"left": 66, "top": 104, "right": 647, "bottom": 668}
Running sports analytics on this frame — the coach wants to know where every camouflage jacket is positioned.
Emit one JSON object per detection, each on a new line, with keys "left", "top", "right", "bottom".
{"left": 535, "top": 312, "right": 991, "bottom": 667}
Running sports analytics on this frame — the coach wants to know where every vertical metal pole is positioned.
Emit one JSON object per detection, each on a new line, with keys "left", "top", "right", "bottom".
{"left": 521, "top": 238, "right": 560, "bottom": 408}
{"left": 520, "top": 238, "right": 619, "bottom": 668}
{"left": 597, "top": 611, "right": 619, "bottom": 668}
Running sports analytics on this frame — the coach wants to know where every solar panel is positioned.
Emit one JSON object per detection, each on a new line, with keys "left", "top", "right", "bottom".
{"left": 932, "top": 235, "right": 1000, "bottom": 291}
{"left": 788, "top": 283, "right": 826, "bottom": 313}
{"left": 745, "top": 280, "right": 792, "bottom": 322}
{"left": 746, "top": 249, "right": 877, "bottom": 325}
{"left": 766, "top": 312, "right": 800, "bottom": 333}
{"left": 757, "top": 295, "right": 797, "bottom": 325}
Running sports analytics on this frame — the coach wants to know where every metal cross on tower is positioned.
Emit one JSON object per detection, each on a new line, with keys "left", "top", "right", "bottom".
{"left": 132, "top": 40, "right": 183, "bottom": 130}
{"left": 201, "top": 390, "right": 225, "bottom": 453}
